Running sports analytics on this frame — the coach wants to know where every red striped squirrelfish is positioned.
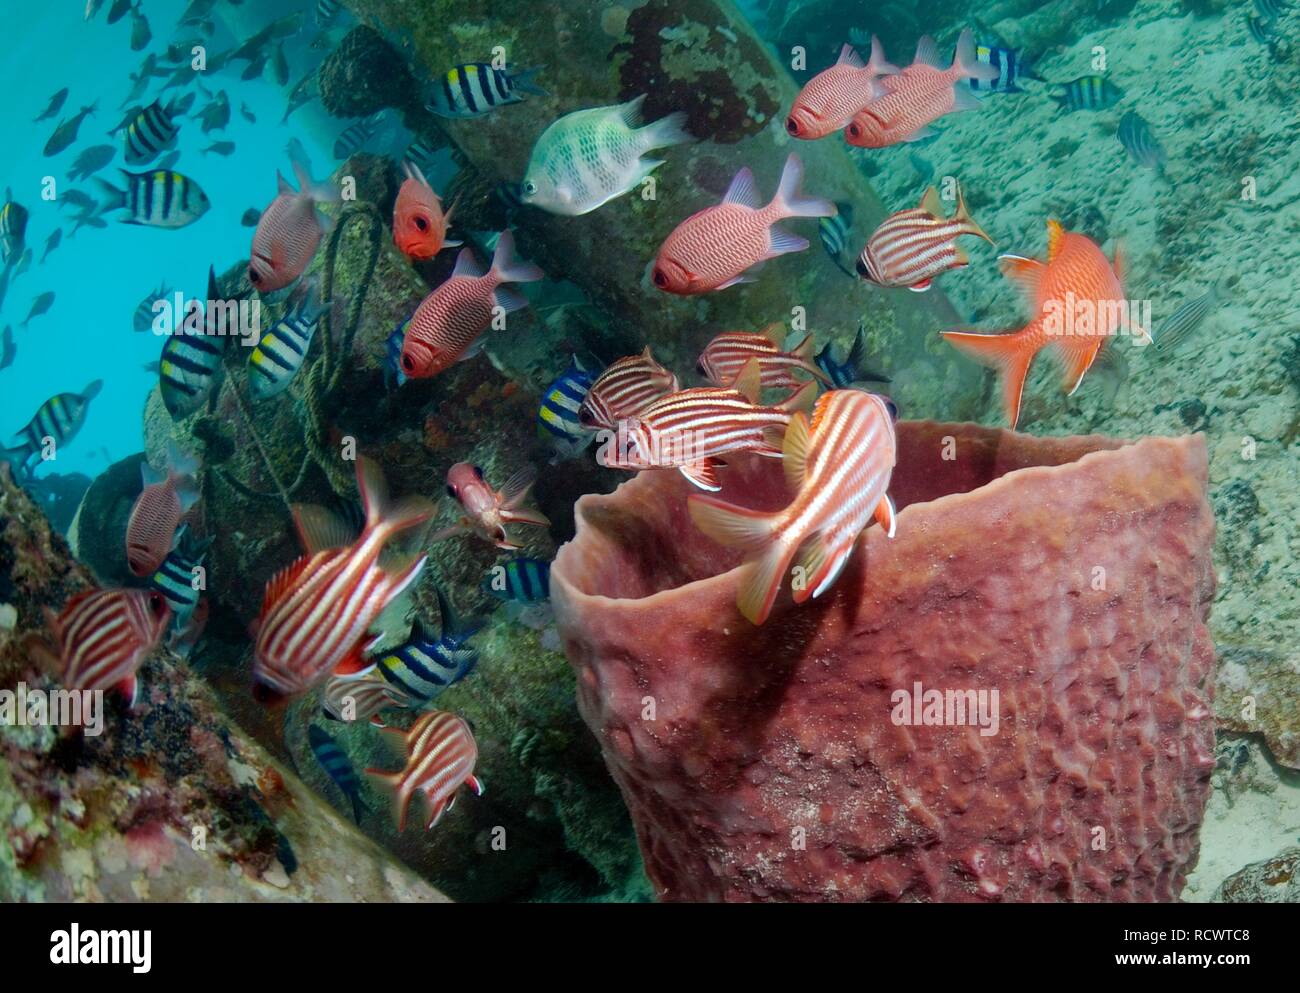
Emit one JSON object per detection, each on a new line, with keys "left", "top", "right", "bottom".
{"left": 399, "top": 230, "right": 543, "bottom": 379}
{"left": 786, "top": 37, "right": 899, "bottom": 139}
{"left": 434, "top": 462, "right": 550, "bottom": 550}
{"left": 248, "top": 162, "right": 339, "bottom": 294}
{"left": 651, "top": 154, "right": 834, "bottom": 294}
{"left": 577, "top": 346, "right": 678, "bottom": 432}
{"left": 367, "top": 709, "right": 484, "bottom": 831}
{"left": 941, "top": 219, "right": 1148, "bottom": 428}
{"left": 252, "top": 457, "right": 434, "bottom": 704}
{"left": 55, "top": 588, "right": 172, "bottom": 705}
{"left": 598, "top": 358, "right": 816, "bottom": 491}
{"left": 856, "top": 184, "right": 993, "bottom": 292}
{"left": 125, "top": 443, "right": 199, "bottom": 577}
{"left": 845, "top": 29, "right": 998, "bottom": 148}
{"left": 688, "top": 389, "right": 898, "bottom": 625}
{"left": 392, "top": 160, "right": 461, "bottom": 261}
{"left": 697, "top": 323, "right": 831, "bottom": 391}
{"left": 321, "top": 672, "right": 414, "bottom": 728}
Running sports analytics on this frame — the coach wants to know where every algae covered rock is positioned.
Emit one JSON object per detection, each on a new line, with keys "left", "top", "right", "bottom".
{"left": 0, "top": 465, "right": 445, "bottom": 903}
{"left": 66, "top": 452, "right": 145, "bottom": 589}
{"left": 319, "top": 25, "right": 421, "bottom": 119}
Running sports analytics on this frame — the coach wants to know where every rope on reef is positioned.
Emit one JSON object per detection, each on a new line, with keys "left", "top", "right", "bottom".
{"left": 218, "top": 201, "right": 385, "bottom": 506}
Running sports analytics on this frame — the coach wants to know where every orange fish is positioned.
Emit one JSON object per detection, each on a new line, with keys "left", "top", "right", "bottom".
{"left": 125, "top": 444, "right": 199, "bottom": 577}
{"left": 689, "top": 389, "right": 898, "bottom": 625}
{"left": 844, "top": 29, "right": 997, "bottom": 148}
{"left": 392, "top": 161, "right": 461, "bottom": 261}
{"left": 942, "top": 219, "right": 1149, "bottom": 428}
{"left": 786, "top": 37, "right": 898, "bottom": 140}
{"left": 367, "top": 710, "right": 483, "bottom": 831}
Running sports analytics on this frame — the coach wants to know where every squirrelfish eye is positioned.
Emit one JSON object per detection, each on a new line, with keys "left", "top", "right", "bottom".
{"left": 473, "top": 465, "right": 485, "bottom": 480}
{"left": 414, "top": 216, "right": 429, "bottom": 231}
{"left": 855, "top": 255, "right": 870, "bottom": 279}
{"left": 147, "top": 591, "right": 169, "bottom": 617}
{"left": 249, "top": 268, "right": 261, "bottom": 284}
{"left": 446, "top": 483, "right": 458, "bottom": 500}
{"left": 652, "top": 269, "right": 668, "bottom": 288}
{"left": 785, "top": 117, "right": 799, "bottom": 135}
{"left": 401, "top": 354, "right": 415, "bottom": 373}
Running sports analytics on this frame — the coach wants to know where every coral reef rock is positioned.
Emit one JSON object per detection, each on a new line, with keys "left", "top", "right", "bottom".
{"left": 1213, "top": 848, "right": 1300, "bottom": 903}
{"left": 0, "top": 465, "right": 446, "bottom": 903}
{"left": 554, "top": 422, "right": 1217, "bottom": 902}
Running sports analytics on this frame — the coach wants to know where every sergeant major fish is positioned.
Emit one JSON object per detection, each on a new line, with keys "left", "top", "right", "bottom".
{"left": 426, "top": 62, "right": 544, "bottom": 118}
{"left": 1, "top": 380, "right": 102, "bottom": 478}
{"left": 308, "top": 725, "right": 369, "bottom": 824}
{"left": 373, "top": 586, "right": 483, "bottom": 706}
{"left": 538, "top": 354, "right": 601, "bottom": 460}
{"left": 95, "top": 169, "right": 211, "bottom": 228}
{"left": 248, "top": 280, "right": 324, "bottom": 400}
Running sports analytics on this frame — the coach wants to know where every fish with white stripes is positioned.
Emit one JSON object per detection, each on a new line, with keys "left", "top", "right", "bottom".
{"left": 122, "top": 98, "right": 182, "bottom": 165}
{"left": 94, "top": 169, "right": 211, "bottom": 228}
{"left": 856, "top": 184, "right": 992, "bottom": 291}
{"left": 577, "top": 347, "right": 678, "bottom": 432}
{"left": 366, "top": 709, "right": 484, "bottom": 831}
{"left": 688, "top": 388, "right": 898, "bottom": 625}
{"left": 426, "top": 62, "right": 544, "bottom": 119}
{"left": 248, "top": 281, "right": 323, "bottom": 399}
{"left": 2, "top": 380, "right": 102, "bottom": 477}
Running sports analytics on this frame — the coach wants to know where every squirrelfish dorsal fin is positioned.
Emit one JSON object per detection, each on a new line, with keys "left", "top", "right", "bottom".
{"left": 1046, "top": 219, "right": 1065, "bottom": 262}
{"left": 782, "top": 411, "right": 811, "bottom": 491}
{"left": 731, "top": 357, "right": 762, "bottom": 404}
{"left": 919, "top": 186, "right": 942, "bottom": 216}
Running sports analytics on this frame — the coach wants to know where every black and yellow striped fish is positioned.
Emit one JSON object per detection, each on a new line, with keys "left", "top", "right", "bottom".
{"left": 159, "top": 267, "right": 229, "bottom": 418}
{"left": 123, "top": 98, "right": 180, "bottom": 165}
{"left": 1049, "top": 75, "right": 1124, "bottom": 112}
{"left": 1, "top": 187, "right": 29, "bottom": 267}
{"left": 372, "top": 587, "right": 482, "bottom": 705}
{"left": 95, "top": 169, "right": 210, "bottom": 228}
{"left": 425, "top": 62, "right": 545, "bottom": 119}
{"left": 2, "top": 380, "right": 102, "bottom": 477}
{"left": 248, "top": 283, "right": 322, "bottom": 400}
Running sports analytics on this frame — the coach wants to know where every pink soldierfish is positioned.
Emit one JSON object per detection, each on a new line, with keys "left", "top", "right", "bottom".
{"left": 786, "top": 36, "right": 899, "bottom": 139}
{"left": 125, "top": 443, "right": 199, "bottom": 577}
{"left": 435, "top": 462, "right": 550, "bottom": 550}
{"left": 651, "top": 154, "right": 834, "bottom": 294}
{"left": 248, "top": 161, "right": 339, "bottom": 294}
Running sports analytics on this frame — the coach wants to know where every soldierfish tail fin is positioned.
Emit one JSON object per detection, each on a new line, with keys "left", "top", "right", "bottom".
{"left": 770, "top": 154, "right": 835, "bottom": 220}
{"left": 953, "top": 27, "right": 999, "bottom": 82}
{"left": 636, "top": 109, "right": 693, "bottom": 153}
{"left": 355, "top": 456, "right": 436, "bottom": 545}
{"left": 941, "top": 327, "right": 1037, "bottom": 429}
{"left": 488, "top": 229, "right": 543, "bottom": 286}
{"left": 689, "top": 495, "right": 793, "bottom": 626}
{"left": 364, "top": 768, "right": 410, "bottom": 832}
{"left": 292, "top": 160, "right": 340, "bottom": 203}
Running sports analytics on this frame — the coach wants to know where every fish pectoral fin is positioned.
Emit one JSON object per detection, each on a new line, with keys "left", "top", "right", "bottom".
{"left": 333, "top": 643, "right": 373, "bottom": 677}
{"left": 908, "top": 279, "right": 933, "bottom": 292}
{"left": 679, "top": 458, "right": 725, "bottom": 491}
{"left": 874, "top": 493, "right": 897, "bottom": 538}
{"left": 902, "top": 125, "right": 939, "bottom": 142}
{"left": 782, "top": 411, "right": 812, "bottom": 491}
{"left": 715, "top": 273, "right": 756, "bottom": 290}
{"left": 997, "top": 254, "right": 1046, "bottom": 302}
{"left": 1052, "top": 337, "right": 1103, "bottom": 396}
{"left": 467, "top": 774, "right": 485, "bottom": 796}
{"left": 423, "top": 793, "right": 449, "bottom": 830}
{"left": 117, "top": 675, "right": 140, "bottom": 709}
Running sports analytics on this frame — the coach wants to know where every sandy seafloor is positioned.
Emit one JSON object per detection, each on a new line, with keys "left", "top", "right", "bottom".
{"left": 838, "top": 0, "right": 1300, "bottom": 896}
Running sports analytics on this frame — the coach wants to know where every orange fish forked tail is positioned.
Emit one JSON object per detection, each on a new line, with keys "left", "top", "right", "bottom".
{"left": 365, "top": 764, "right": 413, "bottom": 832}
{"left": 687, "top": 495, "right": 791, "bottom": 625}
{"left": 941, "top": 326, "right": 1040, "bottom": 429}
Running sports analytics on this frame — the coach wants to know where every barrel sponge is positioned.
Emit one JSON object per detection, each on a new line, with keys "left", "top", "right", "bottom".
{"left": 553, "top": 422, "right": 1217, "bottom": 902}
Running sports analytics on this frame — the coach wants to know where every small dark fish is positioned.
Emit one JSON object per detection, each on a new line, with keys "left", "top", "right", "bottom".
{"left": 68, "top": 212, "right": 108, "bottom": 237}
{"left": 67, "top": 144, "right": 115, "bottom": 182}
{"left": 59, "top": 189, "right": 97, "bottom": 213}
{"left": 202, "top": 141, "right": 235, "bottom": 157}
{"left": 0, "top": 326, "right": 14, "bottom": 371}
{"left": 1050, "top": 75, "right": 1123, "bottom": 112}
{"left": 240, "top": 101, "right": 256, "bottom": 124}
{"left": 44, "top": 104, "right": 97, "bottom": 157}
{"left": 22, "top": 291, "right": 55, "bottom": 328}
{"left": 40, "top": 229, "right": 62, "bottom": 264}
{"left": 241, "top": 207, "right": 262, "bottom": 227}
{"left": 1154, "top": 277, "right": 1231, "bottom": 352}
{"left": 815, "top": 324, "right": 890, "bottom": 387}
{"left": 33, "top": 88, "right": 69, "bottom": 123}
{"left": 197, "top": 91, "right": 230, "bottom": 133}
{"left": 1117, "top": 111, "right": 1166, "bottom": 173}
{"left": 107, "top": 0, "right": 131, "bottom": 25}
{"left": 130, "top": 3, "right": 151, "bottom": 51}
{"left": 307, "top": 726, "right": 368, "bottom": 825}
{"left": 241, "top": 54, "right": 268, "bottom": 81}
{"left": 134, "top": 283, "right": 172, "bottom": 333}
{"left": 272, "top": 42, "right": 290, "bottom": 87}
{"left": 818, "top": 201, "right": 855, "bottom": 277}
{"left": 172, "top": 92, "right": 197, "bottom": 117}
